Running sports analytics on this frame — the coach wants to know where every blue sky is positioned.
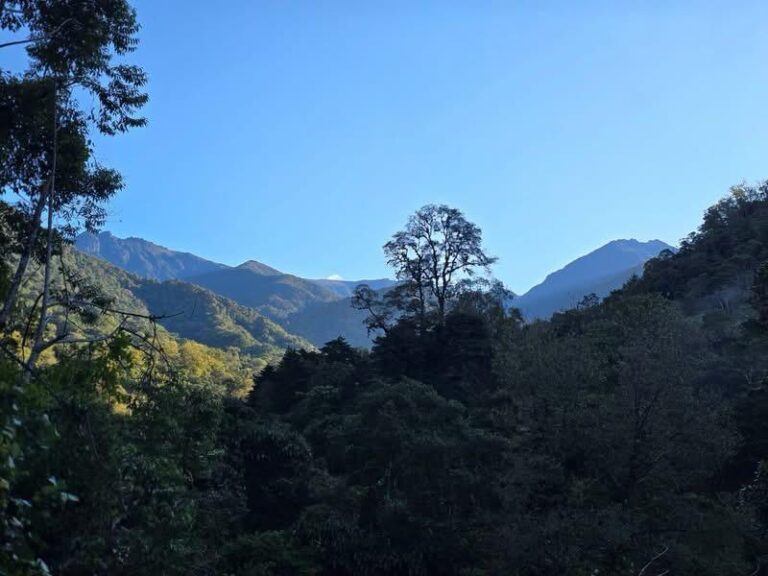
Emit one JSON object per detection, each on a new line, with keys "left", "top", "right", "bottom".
{"left": 42, "top": 1, "right": 768, "bottom": 292}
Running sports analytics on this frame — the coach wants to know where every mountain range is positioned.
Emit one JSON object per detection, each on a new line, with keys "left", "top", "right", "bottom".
{"left": 75, "top": 231, "right": 674, "bottom": 346}
{"left": 65, "top": 249, "right": 311, "bottom": 357}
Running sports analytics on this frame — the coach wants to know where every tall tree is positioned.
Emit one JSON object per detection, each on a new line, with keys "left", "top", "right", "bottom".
{"left": 0, "top": 0, "right": 147, "bottom": 360}
{"left": 354, "top": 204, "right": 497, "bottom": 332}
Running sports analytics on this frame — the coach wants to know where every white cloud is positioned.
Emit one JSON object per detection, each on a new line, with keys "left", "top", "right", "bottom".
{"left": 326, "top": 274, "right": 344, "bottom": 281}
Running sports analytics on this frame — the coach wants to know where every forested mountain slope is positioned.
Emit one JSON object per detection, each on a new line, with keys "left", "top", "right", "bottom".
{"left": 218, "top": 186, "right": 768, "bottom": 576}
{"left": 5, "top": 186, "right": 768, "bottom": 575}
{"left": 214, "top": 189, "right": 768, "bottom": 575}
{"left": 75, "top": 232, "right": 676, "bottom": 339}
{"left": 515, "top": 239, "right": 673, "bottom": 318}
{"left": 283, "top": 297, "right": 373, "bottom": 347}
{"left": 74, "top": 232, "right": 389, "bottom": 345}
{"left": 187, "top": 263, "right": 341, "bottom": 320}
{"left": 626, "top": 184, "right": 768, "bottom": 314}
{"left": 76, "top": 231, "right": 673, "bottom": 326}
{"left": 76, "top": 231, "right": 228, "bottom": 280}
{"left": 68, "top": 249, "right": 311, "bottom": 357}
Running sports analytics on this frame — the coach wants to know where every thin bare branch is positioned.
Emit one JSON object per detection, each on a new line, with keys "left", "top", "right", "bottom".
{"left": 638, "top": 546, "right": 669, "bottom": 576}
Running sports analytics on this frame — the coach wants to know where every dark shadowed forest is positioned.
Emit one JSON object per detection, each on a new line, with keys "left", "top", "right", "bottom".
{"left": 3, "top": 2, "right": 768, "bottom": 575}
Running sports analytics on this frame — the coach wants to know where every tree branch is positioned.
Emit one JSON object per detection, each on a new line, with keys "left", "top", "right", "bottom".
{"left": 638, "top": 545, "right": 668, "bottom": 576}
{"left": 0, "top": 339, "right": 37, "bottom": 378}
{"left": 0, "top": 18, "right": 77, "bottom": 50}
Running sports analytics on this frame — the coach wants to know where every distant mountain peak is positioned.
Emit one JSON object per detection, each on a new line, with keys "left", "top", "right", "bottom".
{"left": 537, "top": 239, "right": 674, "bottom": 286}
{"left": 515, "top": 238, "right": 674, "bottom": 320}
{"left": 235, "top": 260, "right": 283, "bottom": 276}
{"left": 603, "top": 238, "right": 672, "bottom": 250}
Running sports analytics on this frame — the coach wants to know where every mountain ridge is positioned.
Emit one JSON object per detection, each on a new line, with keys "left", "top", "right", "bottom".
{"left": 67, "top": 248, "right": 312, "bottom": 357}
{"left": 514, "top": 238, "right": 674, "bottom": 319}
{"left": 75, "top": 231, "right": 229, "bottom": 281}
{"left": 236, "top": 260, "right": 283, "bottom": 276}
{"left": 186, "top": 267, "right": 342, "bottom": 319}
{"left": 74, "top": 231, "right": 674, "bottom": 343}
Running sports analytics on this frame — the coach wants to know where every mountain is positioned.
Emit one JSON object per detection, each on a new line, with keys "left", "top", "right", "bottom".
{"left": 284, "top": 298, "right": 374, "bottom": 348}
{"left": 187, "top": 268, "right": 394, "bottom": 347}
{"left": 73, "top": 231, "right": 673, "bottom": 343}
{"left": 68, "top": 249, "right": 311, "bottom": 358}
{"left": 75, "top": 231, "right": 228, "bottom": 281}
{"left": 187, "top": 263, "right": 342, "bottom": 320}
{"left": 311, "top": 278, "right": 397, "bottom": 298}
{"left": 514, "top": 239, "right": 674, "bottom": 319}
{"left": 72, "top": 231, "right": 392, "bottom": 347}
{"left": 237, "top": 259, "right": 283, "bottom": 276}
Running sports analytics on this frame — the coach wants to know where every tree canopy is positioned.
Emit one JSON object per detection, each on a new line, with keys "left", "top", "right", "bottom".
{"left": 354, "top": 204, "right": 498, "bottom": 335}
{"left": 2, "top": 3, "right": 768, "bottom": 572}
{"left": 0, "top": 0, "right": 148, "bottom": 364}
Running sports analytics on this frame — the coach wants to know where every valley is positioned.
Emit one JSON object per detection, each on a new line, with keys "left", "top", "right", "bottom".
{"left": 75, "top": 230, "right": 673, "bottom": 349}
{"left": 3, "top": 2, "right": 767, "bottom": 574}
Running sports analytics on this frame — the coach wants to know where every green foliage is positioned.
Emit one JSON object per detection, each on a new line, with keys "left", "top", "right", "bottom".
{"left": 0, "top": 360, "right": 61, "bottom": 576}
{"left": 242, "top": 339, "right": 509, "bottom": 575}
{"left": 5, "top": 173, "right": 768, "bottom": 574}
{"left": 219, "top": 531, "right": 319, "bottom": 576}
{"left": 133, "top": 278, "right": 309, "bottom": 358}
{"left": 0, "top": 0, "right": 149, "bottom": 376}
{"left": 229, "top": 280, "right": 757, "bottom": 575}
{"left": 353, "top": 204, "right": 497, "bottom": 334}
{"left": 0, "top": 334, "right": 239, "bottom": 575}
{"left": 5, "top": 247, "right": 308, "bottom": 393}
{"left": 64, "top": 249, "right": 311, "bottom": 358}
{"left": 630, "top": 182, "right": 768, "bottom": 314}
{"left": 493, "top": 294, "right": 745, "bottom": 574}
{"left": 1, "top": 0, "right": 148, "bottom": 136}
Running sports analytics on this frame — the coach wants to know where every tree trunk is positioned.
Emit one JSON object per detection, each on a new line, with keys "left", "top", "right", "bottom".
{"left": 28, "top": 81, "right": 58, "bottom": 369}
{"left": 27, "top": 189, "right": 55, "bottom": 367}
{"left": 437, "top": 295, "right": 445, "bottom": 324}
{"left": 0, "top": 184, "right": 49, "bottom": 331}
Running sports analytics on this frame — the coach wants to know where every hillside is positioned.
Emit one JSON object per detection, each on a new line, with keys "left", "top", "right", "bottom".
{"left": 284, "top": 297, "right": 374, "bottom": 348}
{"left": 72, "top": 233, "right": 381, "bottom": 346}
{"left": 186, "top": 263, "right": 342, "bottom": 319}
{"left": 74, "top": 232, "right": 678, "bottom": 341}
{"left": 8, "top": 185, "right": 768, "bottom": 576}
{"left": 68, "top": 250, "right": 312, "bottom": 358}
{"left": 7, "top": 248, "right": 300, "bottom": 393}
{"left": 625, "top": 183, "right": 768, "bottom": 318}
{"left": 515, "top": 239, "right": 673, "bottom": 319}
{"left": 218, "top": 185, "right": 768, "bottom": 575}
{"left": 75, "top": 231, "right": 228, "bottom": 280}
{"left": 132, "top": 279, "right": 310, "bottom": 356}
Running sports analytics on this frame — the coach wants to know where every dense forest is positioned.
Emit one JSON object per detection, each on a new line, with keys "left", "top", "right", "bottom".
{"left": 3, "top": 2, "right": 768, "bottom": 575}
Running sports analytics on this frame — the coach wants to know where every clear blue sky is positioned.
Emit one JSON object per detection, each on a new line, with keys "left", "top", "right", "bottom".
{"left": 85, "top": 1, "right": 768, "bottom": 292}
